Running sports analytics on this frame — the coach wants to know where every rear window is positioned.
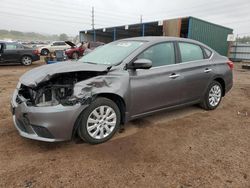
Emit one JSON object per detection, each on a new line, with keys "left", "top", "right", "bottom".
{"left": 53, "top": 42, "right": 65, "bottom": 46}
{"left": 179, "top": 42, "right": 204, "bottom": 62}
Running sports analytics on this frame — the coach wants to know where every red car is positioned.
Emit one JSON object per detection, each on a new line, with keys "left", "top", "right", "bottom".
{"left": 65, "top": 41, "right": 105, "bottom": 59}
{"left": 65, "top": 41, "right": 85, "bottom": 59}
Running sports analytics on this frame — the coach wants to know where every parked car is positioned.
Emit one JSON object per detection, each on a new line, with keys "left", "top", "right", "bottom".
{"left": 38, "top": 41, "right": 70, "bottom": 55}
{"left": 65, "top": 41, "right": 86, "bottom": 59}
{"left": 65, "top": 41, "right": 105, "bottom": 59}
{"left": 0, "top": 41, "right": 40, "bottom": 66}
{"left": 11, "top": 37, "right": 233, "bottom": 144}
{"left": 83, "top": 41, "right": 105, "bottom": 55}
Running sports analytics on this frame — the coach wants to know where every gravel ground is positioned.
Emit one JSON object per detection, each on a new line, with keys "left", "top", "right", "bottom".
{"left": 0, "top": 62, "right": 249, "bottom": 188}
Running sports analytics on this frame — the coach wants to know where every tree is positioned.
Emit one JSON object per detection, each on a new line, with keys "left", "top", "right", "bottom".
{"left": 237, "top": 36, "right": 250, "bottom": 43}
{"left": 59, "top": 33, "right": 68, "bottom": 41}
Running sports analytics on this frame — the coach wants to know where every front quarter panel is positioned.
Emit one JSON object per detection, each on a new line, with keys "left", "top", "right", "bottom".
{"left": 73, "top": 70, "right": 130, "bottom": 107}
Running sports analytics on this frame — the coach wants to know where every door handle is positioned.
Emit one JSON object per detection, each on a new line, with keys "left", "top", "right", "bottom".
{"left": 204, "top": 68, "right": 212, "bottom": 73}
{"left": 169, "top": 73, "right": 180, "bottom": 79}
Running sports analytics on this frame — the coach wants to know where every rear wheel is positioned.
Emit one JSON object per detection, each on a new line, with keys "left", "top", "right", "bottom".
{"left": 78, "top": 97, "right": 121, "bottom": 144}
{"left": 21, "top": 56, "right": 32, "bottom": 66}
{"left": 200, "top": 81, "right": 222, "bottom": 110}
{"left": 41, "top": 49, "right": 49, "bottom": 56}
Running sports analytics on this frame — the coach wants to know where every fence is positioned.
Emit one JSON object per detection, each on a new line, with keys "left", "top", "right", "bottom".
{"left": 229, "top": 43, "right": 250, "bottom": 62}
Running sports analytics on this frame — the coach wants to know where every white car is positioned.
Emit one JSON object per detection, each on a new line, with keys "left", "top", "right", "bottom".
{"left": 38, "top": 41, "right": 70, "bottom": 55}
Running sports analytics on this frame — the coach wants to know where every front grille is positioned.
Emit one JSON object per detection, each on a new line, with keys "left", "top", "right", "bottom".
{"left": 31, "top": 125, "right": 54, "bottom": 139}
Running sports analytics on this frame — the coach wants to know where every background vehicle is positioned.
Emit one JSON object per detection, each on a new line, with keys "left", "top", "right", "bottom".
{"left": 38, "top": 41, "right": 70, "bottom": 55}
{"left": 65, "top": 41, "right": 105, "bottom": 59}
{"left": 65, "top": 41, "right": 86, "bottom": 59}
{"left": 0, "top": 41, "right": 40, "bottom": 66}
{"left": 83, "top": 41, "right": 105, "bottom": 55}
{"left": 11, "top": 37, "right": 233, "bottom": 144}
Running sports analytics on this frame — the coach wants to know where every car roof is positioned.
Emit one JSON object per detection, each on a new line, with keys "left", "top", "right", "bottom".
{"left": 120, "top": 36, "right": 213, "bottom": 50}
{"left": 0, "top": 41, "right": 17, "bottom": 44}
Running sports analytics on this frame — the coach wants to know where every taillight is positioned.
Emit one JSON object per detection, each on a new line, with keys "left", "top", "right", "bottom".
{"left": 227, "top": 60, "right": 234, "bottom": 70}
{"left": 32, "top": 50, "right": 39, "bottom": 55}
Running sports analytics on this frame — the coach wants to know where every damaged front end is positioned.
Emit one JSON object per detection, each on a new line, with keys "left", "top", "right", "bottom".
{"left": 11, "top": 69, "right": 108, "bottom": 142}
{"left": 17, "top": 71, "right": 102, "bottom": 107}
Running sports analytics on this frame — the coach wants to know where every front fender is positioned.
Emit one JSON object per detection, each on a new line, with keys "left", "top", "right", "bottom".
{"left": 73, "top": 74, "right": 130, "bottom": 105}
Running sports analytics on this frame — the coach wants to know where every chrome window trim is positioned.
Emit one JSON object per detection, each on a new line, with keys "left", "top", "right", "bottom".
{"left": 137, "top": 53, "right": 214, "bottom": 71}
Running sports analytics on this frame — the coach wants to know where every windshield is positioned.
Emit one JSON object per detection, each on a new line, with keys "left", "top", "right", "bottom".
{"left": 79, "top": 41, "right": 144, "bottom": 65}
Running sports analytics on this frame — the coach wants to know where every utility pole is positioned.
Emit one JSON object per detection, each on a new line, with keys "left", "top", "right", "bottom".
{"left": 91, "top": 6, "right": 96, "bottom": 42}
{"left": 91, "top": 6, "right": 95, "bottom": 30}
{"left": 140, "top": 15, "right": 143, "bottom": 24}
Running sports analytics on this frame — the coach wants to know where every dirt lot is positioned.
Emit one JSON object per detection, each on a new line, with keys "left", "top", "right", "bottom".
{"left": 0, "top": 61, "right": 249, "bottom": 188}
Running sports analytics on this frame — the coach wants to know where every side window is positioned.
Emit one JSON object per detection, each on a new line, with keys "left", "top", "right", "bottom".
{"left": 5, "top": 43, "right": 17, "bottom": 50}
{"left": 16, "top": 44, "right": 24, "bottom": 49}
{"left": 138, "top": 42, "right": 175, "bottom": 67}
{"left": 179, "top": 42, "right": 204, "bottom": 62}
{"left": 0, "top": 43, "right": 3, "bottom": 52}
{"left": 58, "top": 42, "right": 66, "bottom": 46}
{"left": 52, "top": 42, "right": 59, "bottom": 46}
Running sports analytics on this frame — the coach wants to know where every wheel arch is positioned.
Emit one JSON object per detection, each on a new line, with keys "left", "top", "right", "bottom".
{"left": 41, "top": 48, "right": 49, "bottom": 54}
{"left": 213, "top": 77, "right": 226, "bottom": 96}
{"left": 71, "top": 93, "right": 126, "bottom": 140}
{"left": 20, "top": 54, "right": 33, "bottom": 62}
{"left": 95, "top": 93, "right": 126, "bottom": 125}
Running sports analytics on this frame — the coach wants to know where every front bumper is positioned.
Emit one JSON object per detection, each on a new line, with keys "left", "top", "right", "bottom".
{"left": 11, "top": 85, "right": 87, "bottom": 142}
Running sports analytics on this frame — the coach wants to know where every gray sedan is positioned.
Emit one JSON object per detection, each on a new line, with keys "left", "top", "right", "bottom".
{"left": 11, "top": 37, "right": 233, "bottom": 144}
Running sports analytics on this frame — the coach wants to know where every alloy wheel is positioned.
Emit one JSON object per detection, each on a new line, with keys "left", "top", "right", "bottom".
{"left": 208, "top": 85, "right": 222, "bottom": 107}
{"left": 22, "top": 56, "right": 32, "bottom": 66}
{"left": 86, "top": 105, "right": 117, "bottom": 140}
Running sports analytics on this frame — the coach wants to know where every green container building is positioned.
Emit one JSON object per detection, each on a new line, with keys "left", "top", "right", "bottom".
{"left": 80, "top": 16, "right": 233, "bottom": 56}
{"left": 187, "top": 17, "right": 233, "bottom": 56}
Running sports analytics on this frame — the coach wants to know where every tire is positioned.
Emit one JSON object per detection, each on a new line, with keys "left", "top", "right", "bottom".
{"left": 41, "top": 49, "right": 49, "bottom": 56}
{"left": 78, "top": 97, "right": 121, "bottom": 144}
{"left": 200, "top": 81, "right": 222, "bottom": 110}
{"left": 72, "top": 52, "right": 79, "bottom": 60}
{"left": 21, "top": 56, "right": 32, "bottom": 66}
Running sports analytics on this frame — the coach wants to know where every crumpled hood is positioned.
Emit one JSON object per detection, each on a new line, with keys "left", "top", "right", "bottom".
{"left": 20, "top": 61, "right": 109, "bottom": 87}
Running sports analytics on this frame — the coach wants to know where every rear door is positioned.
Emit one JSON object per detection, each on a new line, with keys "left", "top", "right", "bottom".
{"left": 176, "top": 42, "right": 213, "bottom": 102}
{"left": 129, "top": 42, "right": 185, "bottom": 117}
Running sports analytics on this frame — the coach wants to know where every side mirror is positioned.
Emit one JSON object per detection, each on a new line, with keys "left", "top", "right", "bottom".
{"left": 127, "top": 59, "right": 152, "bottom": 70}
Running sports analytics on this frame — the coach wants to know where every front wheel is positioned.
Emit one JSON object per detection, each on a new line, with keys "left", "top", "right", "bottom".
{"left": 21, "top": 56, "right": 32, "bottom": 66}
{"left": 78, "top": 97, "right": 121, "bottom": 144}
{"left": 200, "top": 81, "right": 222, "bottom": 110}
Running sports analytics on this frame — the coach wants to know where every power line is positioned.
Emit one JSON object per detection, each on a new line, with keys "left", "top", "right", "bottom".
{"left": 144, "top": 0, "right": 248, "bottom": 18}
{"left": 0, "top": 11, "right": 91, "bottom": 25}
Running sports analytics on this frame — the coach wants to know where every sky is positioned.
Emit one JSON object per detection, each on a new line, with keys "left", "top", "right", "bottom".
{"left": 1, "top": 0, "right": 250, "bottom": 36}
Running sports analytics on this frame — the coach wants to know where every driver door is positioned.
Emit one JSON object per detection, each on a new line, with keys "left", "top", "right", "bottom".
{"left": 129, "top": 42, "right": 184, "bottom": 118}
{"left": 1, "top": 43, "right": 19, "bottom": 62}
